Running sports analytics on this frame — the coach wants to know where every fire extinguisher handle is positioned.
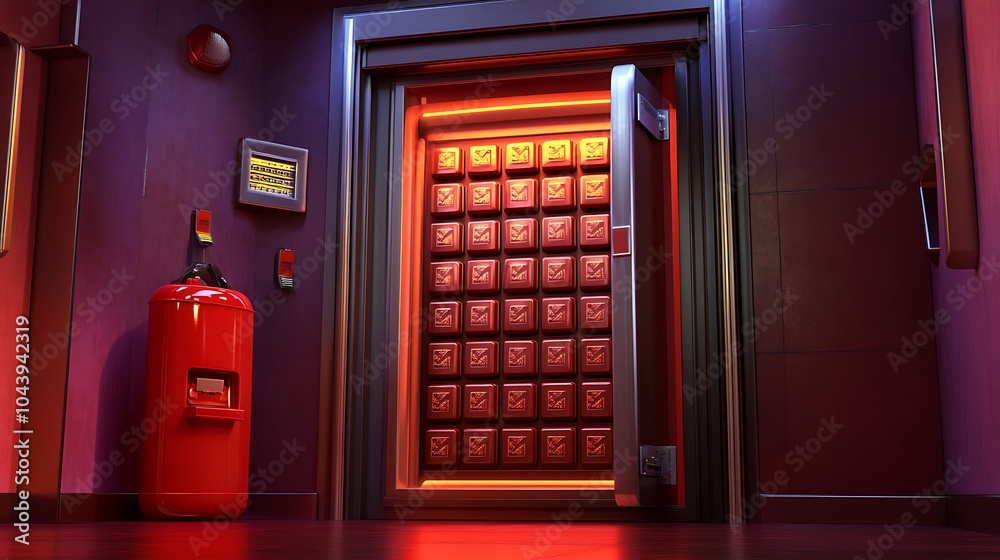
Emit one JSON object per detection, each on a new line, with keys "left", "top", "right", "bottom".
{"left": 173, "top": 262, "right": 208, "bottom": 285}
{"left": 209, "top": 263, "right": 230, "bottom": 289}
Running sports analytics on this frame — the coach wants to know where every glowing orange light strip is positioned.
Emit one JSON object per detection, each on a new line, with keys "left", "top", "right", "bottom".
{"left": 419, "top": 479, "right": 615, "bottom": 489}
{"left": 421, "top": 98, "right": 611, "bottom": 119}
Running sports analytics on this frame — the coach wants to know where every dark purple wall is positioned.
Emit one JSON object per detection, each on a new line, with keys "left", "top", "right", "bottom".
{"left": 62, "top": 0, "right": 264, "bottom": 493}
{"left": 243, "top": 0, "right": 342, "bottom": 493}
{"left": 746, "top": 0, "right": 944, "bottom": 497}
{"left": 912, "top": 1, "right": 1000, "bottom": 495}
{"left": 248, "top": 0, "right": 402, "bottom": 494}
{"left": 58, "top": 0, "right": 387, "bottom": 501}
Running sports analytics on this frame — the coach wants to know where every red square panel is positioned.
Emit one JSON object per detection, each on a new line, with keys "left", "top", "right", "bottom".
{"left": 466, "top": 259, "right": 500, "bottom": 295}
{"left": 504, "top": 258, "right": 537, "bottom": 294}
{"left": 542, "top": 216, "right": 575, "bottom": 252}
{"left": 502, "top": 383, "right": 537, "bottom": 420}
{"left": 579, "top": 174, "right": 610, "bottom": 210}
{"left": 462, "top": 429, "right": 497, "bottom": 467}
{"left": 468, "top": 144, "right": 501, "bottom": 177}
{"left": 539, "top": 338, "right": 576, "bottom": 377}
{"left": 541, "top": 139, "right": 575, "bottom": 172}
{"left": 502, "top": 340, "right": 537, "bottom": 378}
{"left": 580, "top": 338, "right": 612, "bottom": 376}
{"left": 580, "top": 296, "right": 611, "bottom": 333}
{"left": 467, "top": 220, "right": 500, "bottom": 255}
{"left": 541, "top": 177, "right": 575, "bottom": 211}
{"left": 465, "top": 299, "right": 499, "bottom": 336}
{"left": 425, "top": 429, "right": 458, "bottom": 466}
{"left": 580, "top": 428, "right": 613, "bottom": 466}
{"left": 505, "top": 178, "right": 538, "bottom": 213}
{"left": 541, "top": 382, "right": 576, "bottom": 420}
{"left": 427, "top": 342, "right": 461, "bottom": 378}
{"left": 540, "top": 428, "right": 576, "bottom": 466}
{"left": 428, "top": 301, "right": 462, "bottom": 337}
{"left": 578, "top": 137, "right": 609, "bottom": 170}
{"left": 541, "top": 339, "right": 576, "bottom": 377}
{"left": 505, "top": 141, "right": 537, "bottom": 174}
{"left": 579, "top": 214, "right": 610, "bottom": 250}
{"left": 502, "top": 428, "right": 536, "bottom": 466}
{"left": 427, "top": 385, "right": 460, "bottom": 422}
{"left": 542, "top": 297, "right": 575, "bottom": 334}
{"left": 429, "top": 261, "right": 463, "bottom": 295}
{"left": 504, "top": 218, "right": 538, "bottom": 254}
{"left": 430, "top": 183, "right": 464, "bottom": 217}
{"left": 430, "top": 222, "right": 464, "bottom": 256}
{"left": 467, "top": 181, "right": 501, "bottom": 216}
{"left": 579, "top": 255, "right": 610, "bottom": 291}
{"left": 432, "top": 147, "right": 464, "bottom": 179}
{"left": 504, "top": 298, "right": 538, "bottom": 335}
{"left": 463, "top": 384, "right": 498, "bottom": 420}
{"left": 464, "top": 341, "right": 498, "bottom": 378}
{"left": 580, "top": 382, "right": 612, "bottom": 420}
{"left": 542, "top": 256, "right": 576, "bottom": 292}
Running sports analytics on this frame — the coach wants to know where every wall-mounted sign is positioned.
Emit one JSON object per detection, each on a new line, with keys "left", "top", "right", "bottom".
{"left": 237, "top": 138, "right": 307, "bottom": 212}
{"left": 193, "top": 208, "right": 213, "bottom": 245}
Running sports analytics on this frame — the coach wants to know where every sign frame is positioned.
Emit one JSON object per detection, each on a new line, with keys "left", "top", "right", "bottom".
{"left": 237, "top": 138, "right": 308, "bottom": 212}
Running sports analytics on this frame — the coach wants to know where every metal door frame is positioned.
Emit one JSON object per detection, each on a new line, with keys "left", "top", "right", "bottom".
{"left": 320, "top": 0, "right": 747, "bottom": 522}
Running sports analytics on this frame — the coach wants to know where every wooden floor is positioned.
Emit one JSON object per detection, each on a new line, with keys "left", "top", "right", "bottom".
{"left": 6, "top": 521, "right": 1000, "bottom": 559}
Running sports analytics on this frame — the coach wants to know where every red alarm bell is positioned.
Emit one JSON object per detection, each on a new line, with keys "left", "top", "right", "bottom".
{"left": 187, "top": 24, "right": 232, "bottom": 74}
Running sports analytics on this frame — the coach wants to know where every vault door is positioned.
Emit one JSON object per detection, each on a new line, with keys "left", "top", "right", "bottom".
{"left": 385, "top": 65, "right": 683, "bottom": 508}
{"left": 610, "top": 64, "right": 678, "bottom": 506}
{"left": 331, "top": 0, "right": 731, "bottom": 523}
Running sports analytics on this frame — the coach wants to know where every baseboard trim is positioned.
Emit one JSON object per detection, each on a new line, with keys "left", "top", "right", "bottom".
{"left": 10, "top": 492, "right": 991, "bottom": 529}
{"left": 0, "top": 492, "right": 322, "bottom": 522}
{"left": 946, "top": 495, "right": 1000, "bottom": 535}
{"left": 756, "top": 494, "right": 947, "bottom": 524}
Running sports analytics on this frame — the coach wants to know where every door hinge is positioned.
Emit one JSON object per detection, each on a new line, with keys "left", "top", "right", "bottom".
{"left": 639, "top": 445, "right": 676, "bottom": 484}
{"left": 636, "top": 93, "right": 669, "bottom": 141}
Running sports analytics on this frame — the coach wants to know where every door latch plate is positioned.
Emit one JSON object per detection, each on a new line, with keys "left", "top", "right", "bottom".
{"left": 639, "top": 445, "right": 676, "bottom": 484}
{"left": 636, "top": 93, "right": 669, "bottom": 141}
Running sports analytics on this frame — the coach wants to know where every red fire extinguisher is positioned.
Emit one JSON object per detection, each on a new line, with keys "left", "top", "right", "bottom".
{"left": 139, "top": 263, "right": 254, "bottom": 519}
